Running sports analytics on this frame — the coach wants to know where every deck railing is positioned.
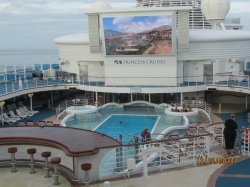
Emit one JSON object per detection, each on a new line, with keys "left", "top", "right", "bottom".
{"left": 56, "top": 99, "right": 91, "bottom": 118}
{"left": 99, "top": 133, "right": 211, "bottom": 180}
{"left": 0, "top": 74, "right": 249, "bottom": 97}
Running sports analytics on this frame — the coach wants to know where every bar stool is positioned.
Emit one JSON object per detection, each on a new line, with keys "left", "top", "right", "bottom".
{"left": 51, "top": 157, "right": 61, "bottom": 185}
{"left": 81, "top": 163, "right": 92, "bottom": 185}
{"left": 8, "top": 147, "right": 17, "bottom": 172}
{"left": 27, "top": 148, "right": 36, "bottom": 174}
{"left": 41, "top": 151, "right": 51, "bottom": 178}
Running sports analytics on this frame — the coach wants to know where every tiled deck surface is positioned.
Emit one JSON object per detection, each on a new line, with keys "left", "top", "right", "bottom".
{"left": 0, "top": 168, "right": 71, "bottom": 187}
{"left": 0, "top": 164, "right": 221, "bottom": 187}
{"left": 90, "top": 164, "right": 221, "bottom": 187}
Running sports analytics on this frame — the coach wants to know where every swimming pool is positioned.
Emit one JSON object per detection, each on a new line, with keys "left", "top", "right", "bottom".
{"left": 94, "top": 114, "right": 159, "bottom": 144}
{"left": 66, "top": 107, "right": 186, "bottom": 142}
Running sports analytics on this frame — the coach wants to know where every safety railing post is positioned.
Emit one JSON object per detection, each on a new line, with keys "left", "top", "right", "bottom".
{"left": 248, "top": 75, "right": 250, "bottom": 88}
{"left": 5, "top": 82, "right": 7, "bottom": 94}
{"left": 12, "top": 82, "right": 14, "bottom": 92}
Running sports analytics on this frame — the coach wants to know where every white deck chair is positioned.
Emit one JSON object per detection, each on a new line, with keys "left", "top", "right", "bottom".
{"left": 3, "top": 113, "right": 18, "bottom": 123}
{"left": 22, "top": 106, "right": 38, "bottom": 115}
{"left": 9, "top": 111, "right": 23, "bottom": 120}
{"left": 0, "top": 115, "right": 16, "bottom": 124}
{"left": 19, "top": 107, "right": 33, "bottom": 116}
{"left": 16, "top": 109, "right": 31, "bottom": 118}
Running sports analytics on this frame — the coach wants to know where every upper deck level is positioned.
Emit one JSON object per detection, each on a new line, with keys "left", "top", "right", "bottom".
{"left": 0, "top": 72, "right": 249, "bottom": 101}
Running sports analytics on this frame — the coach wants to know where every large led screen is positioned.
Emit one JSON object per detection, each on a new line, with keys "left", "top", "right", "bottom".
{"left": 103, "top": 15, "right": 173, "bottom": 56}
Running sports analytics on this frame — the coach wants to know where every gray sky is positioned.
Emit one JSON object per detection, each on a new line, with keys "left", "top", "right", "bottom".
{"left": 0, "top": 0, "right": 250, "bottom": 50}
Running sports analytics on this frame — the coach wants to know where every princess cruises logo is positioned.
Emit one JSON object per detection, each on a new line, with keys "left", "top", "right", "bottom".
{"left": 114, "top": 59, "right": 167, "bottom": 65}
{"left": 114, "top": 60, "right": 123, "bottom": 64}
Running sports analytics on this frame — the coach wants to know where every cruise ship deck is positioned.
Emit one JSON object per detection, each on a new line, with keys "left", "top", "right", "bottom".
{"left": 1, "top": 0, "right": 250, "bottom": 186}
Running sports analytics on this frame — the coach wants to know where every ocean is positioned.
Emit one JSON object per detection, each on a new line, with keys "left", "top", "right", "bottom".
{"left": 0, "top": 49, "right": 58, "bottom": 66}
{"left": 0, "top": 49, "right": 59, "bottom": 80}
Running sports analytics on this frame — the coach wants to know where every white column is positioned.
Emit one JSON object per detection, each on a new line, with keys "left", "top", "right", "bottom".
{"left": 19, "top": 79, "right": 22, "bottom": 90}
{"left": 14, "top": 65, "right": 17, "bottom": 81}
{"left": 180, "top": 92, "right": 183, "bottom": 107}
{"left": 95, "top": 92, "right": 98, "bottom": 107}
{"left": 0, "top": 101, "right": 5, "bottom": 125}
{"left": 149, "top": 94, "right": 151, "bottom": 103}
{"left": 28, "top": 93, "right": 34, "bottom": 111}
{"left": 24, "top": 65, "right": 26, "bottom": 79}
{"left": 131, "top": 94, "right": 133, "bottom": 102}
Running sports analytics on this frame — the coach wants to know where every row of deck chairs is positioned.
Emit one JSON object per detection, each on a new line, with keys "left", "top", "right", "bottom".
{"left": 1, "top": 102, "right": 39, "bottom": 125}
{"left": 18, "top": 120, "right": 60, "bottom": 127}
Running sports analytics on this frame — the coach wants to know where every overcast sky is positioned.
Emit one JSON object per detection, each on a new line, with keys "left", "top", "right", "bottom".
{"left": 0, "top": 0, "right": 250, "bottom": 50}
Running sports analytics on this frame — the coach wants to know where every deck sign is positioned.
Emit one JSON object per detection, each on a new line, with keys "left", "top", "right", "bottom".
{"left": 103, "top": 15, "right": 173, "bottom": 56}
{"left": 130, "top": 87, "right": 141, "bottom": 93}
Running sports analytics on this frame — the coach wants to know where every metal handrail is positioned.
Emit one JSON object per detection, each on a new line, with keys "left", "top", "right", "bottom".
{"left": 56, "top": 99, "right": 90, "bottom": 118}
{"left": 99, "top": 133, "right": 212, "bottom": 179}
{"left": 0, "top": 74, "right": 249, "bottom": 98}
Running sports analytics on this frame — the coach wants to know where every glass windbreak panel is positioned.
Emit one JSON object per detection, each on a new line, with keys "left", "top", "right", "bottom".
{"left": 25, "top": 65, "right": 33, "bottom": 79}
{"left": 42, "top": 64, "right": 50, "bottom": 70}
{"left": 6, "top": 66, "right": 14, "bottom": 74}
{"left": 16, "top": 74, "right": 25, "bottom": 80}
{"left": 25, "top": 65, "right": 33, "bottom": 73}
{"left": 0, "top": 65, "right": 5, "bottom": 73}
{"left": 0, "top": 74, "right": 5, "bottom": 82}
{"left": 6, "top": 74, "right": 15, "bottom": 81}
{"left": 16, "top": 65, "right": 25, "bottom": 73}
{"left": 246, "top": 62, "right": 250, "bottom": 70}
{"left": 34, "top": 64, "right": 41, "bottom": 72}
{"left": 51, "top": 64, "right": 60, "bottom": 70}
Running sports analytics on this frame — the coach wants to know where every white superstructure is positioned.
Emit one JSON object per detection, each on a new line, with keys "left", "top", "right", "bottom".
{"left": 54, "top": 0, "right": 250, "bottom": 110}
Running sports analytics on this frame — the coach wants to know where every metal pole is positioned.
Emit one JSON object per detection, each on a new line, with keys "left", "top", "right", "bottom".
{"left": 28, "top": 94, "right": 33, "bottom": 111}
{"left": 30, "top": 96, "right": 33, "bottom": 111}
{"left": 29, "top": 154, "right": 36, "bottom": 174}
{"left": 44, "top": 157, "right": 51, "bottom": 178}
{"left": 142, "top": 147, "right": 148, "bottom": 178}
{"left": 95, "top": 92, "right": 98, "bottom": 107}
{"left": 10, "top": 153, "right": 17, "bottom": 172}
{"left": 180, "top": 92, "right": 183, "bottom": 107}
{"left": 1, "top": 105, "right": 3, "bottom": 125}
{"left": 53, "top": 164, "right": 60, "bottom": 185}
{"left": 246, "top": 94, "right": 248, "bottom": 110}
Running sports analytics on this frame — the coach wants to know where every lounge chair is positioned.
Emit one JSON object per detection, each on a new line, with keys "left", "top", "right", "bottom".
{"left": 22, "top": 106, "right": 38, "bottom": 115}
{"left": 11, "top": 103, "right": 18, "bottom": 111}
{"left": 0, "top": 115, "right": 16, "bottom": 125}
{"left": 18, "top": 107, "right": 33, "bottom": 116}
{"left": 9, "top": 111, "right": 23, "bottom": 120}
{"left": 16, "top": 109, "right": 31, "bottom": 118}
{"left": 3, "top": 113, "right": 19, "bottom": 123}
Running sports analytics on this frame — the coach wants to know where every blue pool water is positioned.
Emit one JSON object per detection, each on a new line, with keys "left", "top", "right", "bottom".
{"left": 66, "top": 108, "right": 186, "bottom": 144}
{"left": 95, "top": 115, "right": 159, "bottom": 144}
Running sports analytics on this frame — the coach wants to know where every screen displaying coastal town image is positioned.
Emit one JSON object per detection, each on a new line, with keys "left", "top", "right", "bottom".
{"left": 103, "top": 15, "right": 173, "bottom": 56}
